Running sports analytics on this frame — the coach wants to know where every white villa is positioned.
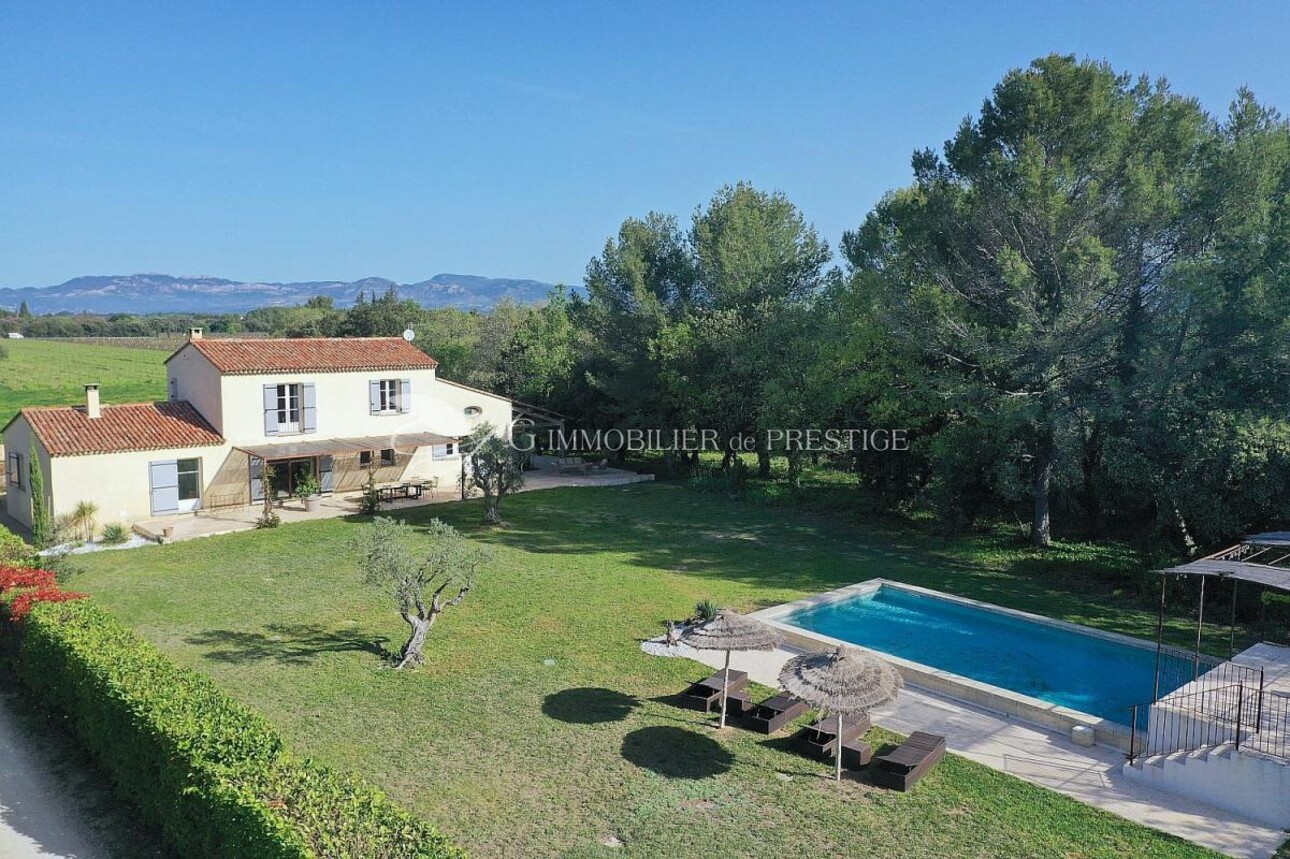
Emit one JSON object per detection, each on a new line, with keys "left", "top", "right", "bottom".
{"left": 2, "top": 331, "right": 512, "bottom": 530}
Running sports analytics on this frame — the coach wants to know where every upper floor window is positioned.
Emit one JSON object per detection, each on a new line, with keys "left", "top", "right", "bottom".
{"left": 378, "top": 379, "right": 400, "bottom": 413}
{"left": 370, "top": 379, "right": 411, "bottom": 415}
{"left": 263, "top": 382, "right": 316, "bottom": 436}
{"left": 464, "top": 405, "right": 483, "bottom": 419}
{"left": 277, "top": 384, "right": 301, "bottom": 432}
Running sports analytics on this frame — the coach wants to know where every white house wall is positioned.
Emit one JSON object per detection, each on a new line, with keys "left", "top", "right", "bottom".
{"left": 2, "top": 415, "right": 47, "bottom": 530}
{"left": 48, "top": 443, "right": 233, "bottom": 526}
{"left": 166, "top": 345, "right": 226, "bottom": 435}
{"left": 218, "top": 368, "right": 443, "bottom": 444}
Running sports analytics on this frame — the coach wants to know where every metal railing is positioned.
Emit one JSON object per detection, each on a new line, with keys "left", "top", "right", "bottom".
{"left": 1128, "top": 667, "right": 1287, "bottom": 764}
{"left": 1149, "top": 642, "right": 1260, "bottom": 701}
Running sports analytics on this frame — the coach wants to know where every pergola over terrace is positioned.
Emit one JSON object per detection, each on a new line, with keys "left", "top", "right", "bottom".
{"left": 1152, "top": 532, "right": 1290, "bottom": 699}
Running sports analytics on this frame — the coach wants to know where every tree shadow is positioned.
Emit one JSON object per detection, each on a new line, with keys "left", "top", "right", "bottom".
{"left": 621, "top": 725, "right": 733, "bottom": 779}
{"left": 542, "top": 687, "right": 638, "bottom": 724}
{"left": 185, "top": 623, "right": 389, "bottom": 665}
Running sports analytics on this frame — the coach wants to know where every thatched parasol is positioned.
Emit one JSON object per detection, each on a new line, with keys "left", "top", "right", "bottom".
{"left": 680, "top": 610, "right": 783, "bottom": 728}
{"left": 779, "top": 645, "right": 903, "bottom": 780}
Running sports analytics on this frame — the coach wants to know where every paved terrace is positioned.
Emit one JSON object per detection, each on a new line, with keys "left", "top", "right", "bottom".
{"left": 670, "top": 642, "right": 1287, "bottom": 859}
{"left": 134, "top": 467, "right": 653, "bottom": 543}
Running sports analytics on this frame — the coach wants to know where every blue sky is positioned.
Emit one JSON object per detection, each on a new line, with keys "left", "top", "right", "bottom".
{"left": 2, "top": 1, "right": 1288, "bottom": 289}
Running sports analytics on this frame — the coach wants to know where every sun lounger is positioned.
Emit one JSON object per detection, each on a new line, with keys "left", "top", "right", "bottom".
{"left": 794, "top": 713, "right": 870, "bottom": 759}
{"left": 872, "top": 731, "right": 945, "bottom": 791}
{"left": 840, "top": 739, "right": 873, "bottom": 769}
{"left": 741, "top": 693, "right": 808, "bottom": 734}
{"left": 679, "top": 670, "right": 749, "bottom": 714}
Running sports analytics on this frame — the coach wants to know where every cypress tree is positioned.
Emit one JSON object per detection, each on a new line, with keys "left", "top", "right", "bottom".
{"left": 29, "top": 439, "right": 53, "bottom": 549}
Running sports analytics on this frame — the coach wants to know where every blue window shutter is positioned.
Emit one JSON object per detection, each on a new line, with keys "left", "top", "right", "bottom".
{"left": 400, "top": 378, "right": 411, "bottom": 413}
{"left": 249, "top": 456, "right": 264, "bottom": 503}
{"left": 263, "top": 385, "right": 279, "bottom": 435}
{"left": 149, "top": 460, "right": 180, "bottom": 515}
{"left": 302, "top": 383, "right": 317, "bottom": 433}
{"left": 369, "top": 380, "right": 381, "bottom": 414}
{"left": 319, "top": 455, "right": 334, "bottom": 493}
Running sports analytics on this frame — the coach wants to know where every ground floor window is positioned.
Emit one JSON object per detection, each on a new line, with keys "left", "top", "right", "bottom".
{"left": 432, "top": 443, "right": 456, "bottom": 460}
{"left": 7, "top": 452, "right": 21, "bottom": 488}
{"left": 177, "top": 458, "right": 200, "bottom": 501}
{"left": 380, "top": 448, "right": 396, "bottom": 466}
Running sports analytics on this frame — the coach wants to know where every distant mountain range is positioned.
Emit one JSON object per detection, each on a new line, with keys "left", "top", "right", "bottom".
{"left": 0, "top": 273, "right": 560, "bottom": 315}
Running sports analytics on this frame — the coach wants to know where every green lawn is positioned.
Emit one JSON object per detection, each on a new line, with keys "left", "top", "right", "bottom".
{"left": 0, "top": 339, "right": 166, "bottom": 426}
{"left": 69, "top": 484, "right": 1233, "bottom": 858}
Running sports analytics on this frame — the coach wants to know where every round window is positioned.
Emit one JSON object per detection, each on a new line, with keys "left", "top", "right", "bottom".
{"left": 464, "top": 405, "right": 483, "bottom": 418}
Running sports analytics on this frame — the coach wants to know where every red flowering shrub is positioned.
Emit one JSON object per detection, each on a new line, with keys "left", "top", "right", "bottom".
{"left": 0, "top": 566, "right": 57, "bottom": 593}
{"left": 9, "top": 587, "right": 86, "bottom": 621}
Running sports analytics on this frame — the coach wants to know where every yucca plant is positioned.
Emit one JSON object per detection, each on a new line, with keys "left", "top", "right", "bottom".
{"left": 71, "top": 500, "right": 99, "bottom": 542}
{"left": 692, "top": 598, "right": 722, "bottom": 622}
{"left": 99, "top": 523, "right": 130, "bottom": 545}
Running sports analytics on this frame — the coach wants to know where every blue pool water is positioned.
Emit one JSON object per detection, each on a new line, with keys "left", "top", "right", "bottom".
{"left": 783, "top": 586, "right": 1185, "bottom": 723}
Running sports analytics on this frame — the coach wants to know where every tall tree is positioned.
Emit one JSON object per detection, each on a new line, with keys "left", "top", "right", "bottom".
{"left": 845, "top": 55, "right": 1210, "bottom": 547}
{"left": 581, "top": 213, "right": 697, "bottom": 431}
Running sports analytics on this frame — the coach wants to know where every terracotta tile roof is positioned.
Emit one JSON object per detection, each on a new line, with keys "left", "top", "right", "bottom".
{"left": 175, "top": 337, "right": 439, "bottom": 375}
{"left": 22, "top": 401, "right": 224, "bottom": 457}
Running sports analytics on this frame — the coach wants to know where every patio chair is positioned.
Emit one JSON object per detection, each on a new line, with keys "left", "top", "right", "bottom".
{"left": 741, "top": 693, "right": 808, "bottom": 734}
{"left": 679, "top": 669, "right": 749, "bottom": 714}
{"left": 793, "top": 713, "right": 870, "bottom": 760}
{"left": 871, "top": 731, "right": 946, "bottom": 791}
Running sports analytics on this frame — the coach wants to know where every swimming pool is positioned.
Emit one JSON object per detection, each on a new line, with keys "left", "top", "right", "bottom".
{"left": 779, "top": 584, "right": 1187, "bottom": 724}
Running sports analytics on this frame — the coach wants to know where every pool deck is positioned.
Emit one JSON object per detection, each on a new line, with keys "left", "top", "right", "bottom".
{"left": 667, "top": 642, "right": 1287, "bottom": 859}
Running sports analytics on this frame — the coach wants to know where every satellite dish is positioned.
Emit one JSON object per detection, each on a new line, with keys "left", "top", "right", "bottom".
{"left": 402, "top": 329, "right": 416, "bottom": 342}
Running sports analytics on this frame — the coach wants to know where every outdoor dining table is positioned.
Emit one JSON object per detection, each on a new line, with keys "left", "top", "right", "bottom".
{"left": 378, "top": 483, "right": 423, "bottom": 502}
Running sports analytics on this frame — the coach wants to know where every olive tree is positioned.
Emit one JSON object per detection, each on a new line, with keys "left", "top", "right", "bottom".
{"left": 352, "top": 516, "right": 490, "bottom": 669}
{"left": 463, "top": 422, "right": 524, "bottom": 525}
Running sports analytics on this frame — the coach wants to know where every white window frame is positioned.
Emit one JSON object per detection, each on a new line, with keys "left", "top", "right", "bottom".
{"left": 377, "top": 379, "right": 400, "bottom": 413}
{"left": 432, "top": 443, "right": 457, "bottom": 461}
{"left": 276, "top": 383, "right": 301, "bottom": 433}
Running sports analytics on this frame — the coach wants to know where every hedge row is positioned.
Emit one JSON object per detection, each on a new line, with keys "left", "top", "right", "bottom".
{"left": 18, "top": 599, "right": 464, "bottom": 859}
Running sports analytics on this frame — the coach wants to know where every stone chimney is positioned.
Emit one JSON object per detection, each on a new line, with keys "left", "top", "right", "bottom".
{"left": 189, "top": 327, "right": 204, "bottom": 340}
{"left": 85, "top": 383, "right": 101, "bottom": 419}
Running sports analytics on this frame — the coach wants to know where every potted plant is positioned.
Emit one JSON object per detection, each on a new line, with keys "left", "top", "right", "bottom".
{"left": 295, "top": 472, "right": 323, "bottom": 512}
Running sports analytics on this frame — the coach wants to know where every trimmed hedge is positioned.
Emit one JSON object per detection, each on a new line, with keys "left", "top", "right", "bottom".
{"left": 17, "top": 599, "right": 464, "bottom": 859}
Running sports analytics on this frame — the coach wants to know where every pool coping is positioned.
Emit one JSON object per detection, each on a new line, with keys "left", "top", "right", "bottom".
{"left": 750, "top": 579, "right": 1142, "bottom": 751}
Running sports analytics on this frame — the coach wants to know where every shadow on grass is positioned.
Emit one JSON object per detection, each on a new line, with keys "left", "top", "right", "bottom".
{"left": 185, "top": 623, "right": 389, "bottom": 665}
{"left": 542, "top": 687, "right": 638, "bottom": 724}
{"left": 621, "top": 725, "right": 733, "bottom": 779}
